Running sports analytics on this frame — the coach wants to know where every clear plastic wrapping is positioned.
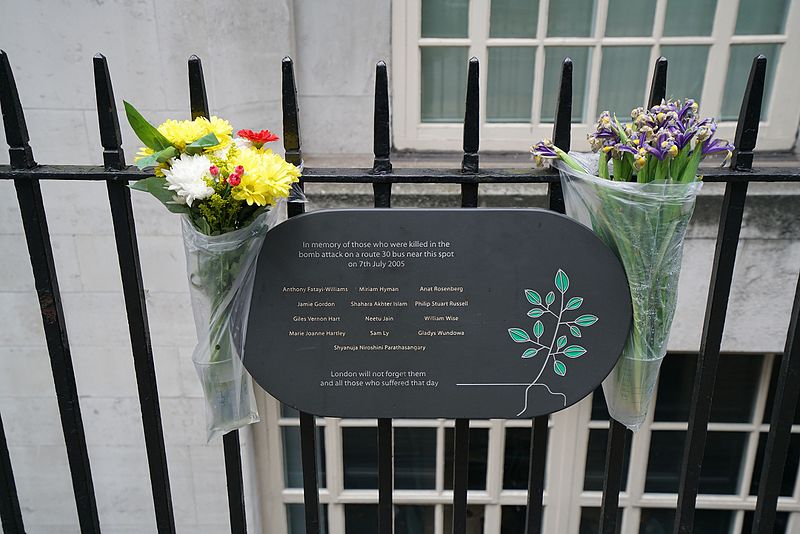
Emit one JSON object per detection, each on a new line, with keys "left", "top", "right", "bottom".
{"left": 182, "top": 205, "right": 283, "bottom": 442}
{"left": 556, "top": 156, "right": 702, "bottom": 431}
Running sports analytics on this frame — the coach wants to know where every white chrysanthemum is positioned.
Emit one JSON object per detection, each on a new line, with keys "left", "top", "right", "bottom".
{"left": 163, "top": 154, "right": 215, "bottom": 206}
{"left": 233, "top": 137, "right": 253, "bottom": 150}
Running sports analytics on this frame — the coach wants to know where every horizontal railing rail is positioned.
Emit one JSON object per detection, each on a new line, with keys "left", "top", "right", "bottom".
{"left": 0, "top": 47, "right": 798, "bottom": 534}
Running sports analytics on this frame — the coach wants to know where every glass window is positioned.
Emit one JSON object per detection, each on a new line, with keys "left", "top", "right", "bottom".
{"left": 501, "top": 505, "right": 529, "bottom": 534}
{"left": 422, "top": 0, "right": 469, "bottom": 38}
{"left": 584, "top": 428, "right": 631, "bottom": 491}
{"left": 395, "top": 505, "right": 435, "bottom": 534}
{"left": 444, "top": 427, "right": 489, "bottom": 490}
{"left": 605, "top": 0, "right": 656, "bottom": 37}
{"left": 487, "top": 47, "right": 536, "bottom": 122}
{"left": 394, "top": 427, "right": 437, "bottom": 489}
{"left": 548, "top": 0, "right": 595, "bottom": 37}
{"left": 282, "top": 426, "right": 326, "bottom": 488}
{"left": 654, "top": 355, "right": 761, "bottom": 423}
{"left": 762, "top": 354, "right": 800, "bottom": 425}
{"left": 734, "top": 0, "right": 790, "bottom": 35}
{"left": 663, "top": 0, "right": 716, "bottom": 36}
{"left": 645, "top": 431, "right": 747, "bottom": 494}
{"left": 597, "top": 46, "right": 651, "bottom": 115}
{"left": 749, "top": 433, "right": 800, "bottom": 497}
{"left": 541, "top": 47, "right": 592, "bottom": 123}
{"left": 343, "top": 427, "right": 377, "bottom": 489}
{"left": 490, "top": 0, "right": 539, "bottom": 38}
{"left": 660, "top": 45, "right": 710, "bottom": 102}
{"left": 503, "top": 427, "right": 533, "bottom": 489}
{"left": 721, "top": 43, "right": 780, "bottom": 120}
{"left": 580, "top": 507, "right": 622, "bottom": 534}
{"left": 638, "top": 508, "right": 732, "bottom": 534}
{"left": 345, "top": 504, "right": 377, "bottom": 533}
{"left": 287, "top": 504, "right": 328, "bottom": 534}
{"left": 421, "top": 47, "right": 468, "bottom": 122}
{"left": 443, "top": 505, "right": 486, "bottom": 534}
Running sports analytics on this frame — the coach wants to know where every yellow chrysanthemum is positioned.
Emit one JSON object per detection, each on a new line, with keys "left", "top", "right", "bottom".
{"left": 230, "top": 147, "right": 301, "bottom": 206}
{"left": 156, "top": 119, "right": 206, "bottom": 151}
{"left": 134, "top": 146, "right": 167, "bottom": 176}
{"left": 197, "top": 116, "right": 233, "bottom": 151}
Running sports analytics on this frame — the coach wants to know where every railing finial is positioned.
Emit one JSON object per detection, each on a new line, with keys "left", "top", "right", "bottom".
{"left": 92, "top": 53, "right": 126, "bottom": 170}
{"left": 461, "top": 57, "right": 479, "bottom": 173}
{"left": 282, "top": 56, "right": 302, "bottom": 168}
{"left": 552, "top": 57, "right": 573, "bottom": 152}
{"left": 372, "top": 60, "right": 391, "bottom": 174}
{"left": 188, "top": 55, "right": 210, "bottom": 120}
{"left": 0, "top": 50, "right": 36, "bottom": 169}
{"left": 731, "top": 54, "right": 767, "bottom": 172}
{"left": 648, "top": 56, "right": 668, "bottom": 108}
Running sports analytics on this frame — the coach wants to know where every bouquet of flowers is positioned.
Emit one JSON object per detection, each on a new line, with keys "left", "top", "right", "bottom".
{"left": 531, "top": 99, "right": 733, "bottom": 431}
{"left": 125, "top": 102, "right": 302, "bottom": 440}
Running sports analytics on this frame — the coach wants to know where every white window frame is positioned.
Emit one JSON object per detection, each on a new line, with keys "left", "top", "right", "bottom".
{"left": 391, "top": 0, "right": 800, "bottom": 152}
{"left": 259, "top": 352, "right": 800, "bottom": 534}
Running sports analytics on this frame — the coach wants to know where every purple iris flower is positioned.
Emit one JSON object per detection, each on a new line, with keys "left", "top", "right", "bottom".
{"left": 530, "top": 140, "right": 558, "bottom": 159}
{"left": 644, "top": 132, "right": 676, "bottom": 160}
{"left": 701, "top": 138, "right": 734, "bottom": 156}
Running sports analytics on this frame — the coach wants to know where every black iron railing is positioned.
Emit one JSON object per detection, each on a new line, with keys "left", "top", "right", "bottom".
{"left": 0, "top": 48, "right": 799, "bottom": 534}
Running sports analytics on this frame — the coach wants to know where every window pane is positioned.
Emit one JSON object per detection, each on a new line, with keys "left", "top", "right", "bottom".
{"left": 487, "top": 47, "right": 536, "bottom": 122}
{"left": 422, "top": 0, "right": 469, "bottom": 38}
{"left": 721, "top": 44, "right": 780, "bottom": 120}
{"left": 345, "top": 504, "right": 377, "bottom": 533}
{"left": 421, "top": 47, "right": 468, "bottom": 122}
{"left": 580, "top": 507, "right": 622, "bottom": 534}
{"left": 750, "top": 433, "right": 800, "bottom": 496}
{"left": 504, "top": 427, "right": 533, "bottom": 489}
{"left": 639, "top": 509, "right": 732, "bottom": 534}
{"left": 743, "top": 511, "right": 789, "bottom": 534}
{"left": 763, "top": 354, "right": 800, "bottom": 424}
{"left": 663, "top": 0, "right": 716, "bottom": 36}
{"left": 542, "top": 47, "right": 591, "bottom": 122}
{"left": 654, "top": 355, "right": 761, "bottom": 423}
{"left": 501, "top": 505, "right": 529, "bottom": 534}
{"left": 444, "top": 505, "right": 485, "bottom": 534}
{"left": 283, "top": 426, "right": 326, "bottom": 488}
{"left": 660, "top": 45, "right": 710, "bottom": 102}
{"left": 584, "top": 428, "right": 631, "bottom": 491}
{"left": 396, "top": 505, "right": 435, "bottom": 534}
{"left": 394, "top": 427, "right": 436, "bottom": 489}
{"left": 343, "top": 427, "right": 377, "bottom": 489}
{"left": 735, "top": 0, "right": 790, "bottom": 35}
{"left": 444, "top": 427, "right": 489, "bottom": 490}
{"left": 287, "top": 504, "right": 328, "bottom": 534}
{"left": 598, "top": 46, "right": 651, "bottom": 115}
{"left": 605, "top": 0, "right": 656, "bottom": 36}
{"left": 645, "top": 431, "right": 746, "bottom": 494}
{"left": 548, "top": 0, "right": 595, "bottom": 37}
{"left": 490, "top": 0, "right": 539, "bottom": 38}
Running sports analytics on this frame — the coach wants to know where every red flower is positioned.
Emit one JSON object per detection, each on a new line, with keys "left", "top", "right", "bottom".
{"left": 237, "top": 129, "right": 279, "bottom": 147}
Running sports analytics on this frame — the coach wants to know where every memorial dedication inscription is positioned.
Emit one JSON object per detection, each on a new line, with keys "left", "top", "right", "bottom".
{"left": 244, "top": 209, "right": 632, "bottom": 418}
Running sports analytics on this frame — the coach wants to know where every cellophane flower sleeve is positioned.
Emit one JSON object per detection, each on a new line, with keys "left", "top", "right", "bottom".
{"left": 182, "top": 205, "right": 284, "bottom": 442}
{"left": 556, "top": 156, "right": 701, "bottom": 431}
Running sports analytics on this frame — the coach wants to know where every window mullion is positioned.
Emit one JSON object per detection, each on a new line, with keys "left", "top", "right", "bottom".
{"left": 585, "top": 0, "right": 609, "bottom": 125}
{"left": 739, "top": 355, "right": 775, "bottom": 501}
{"left": 530, "top": 0, "right": 550, "bottom": 125}
{"left": 699, "top": 0, "right": 739, "bottom": 119}
{"left": 468, "top": 0, "right": 489, "bottom": 132}
{"left": 646, "top": 0, "right": 668, "bottom": 101}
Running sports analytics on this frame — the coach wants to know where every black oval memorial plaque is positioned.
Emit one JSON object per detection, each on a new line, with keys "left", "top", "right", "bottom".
{"left": 244, "top": 209, "right": 631, "bottom": 418}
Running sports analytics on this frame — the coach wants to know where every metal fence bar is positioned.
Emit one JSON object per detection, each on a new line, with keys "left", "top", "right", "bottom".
{"left": 371, "top": 60, "right": 395, "bottom": 534}
{"left": 599, "top": 55, "right": 668, "bottom": 534}
{"left": 280, "top": 56, "right": 322, "bottom": 534}
{"left": 460, "top": 57, "right": 479, "bottom": 207}
{"left": 673, "top": 55, "right": 766, "bottom": 534}
{"left": 93, "top": 53, "right": 177, "bottom": 533}
{"left": 187, "top": 55, "right": 248, "bottom": 534}
{"left": 451, "top": 418, "right": 471, "bottom": 534}
{"left": 0, "top": 412, "right": 24, "bottom": 534}
{"left": 0, "top": 50, "right": 102, "bottom": 534}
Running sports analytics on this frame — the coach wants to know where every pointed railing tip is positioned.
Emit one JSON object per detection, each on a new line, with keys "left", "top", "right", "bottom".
{"left": 188, "top": 54, "right": 201, "bottom": 61}
{"left": 469, "top": 56, "right": 479, "bottom": 64}
{"left": 93, "top": 53, "right": 106, "bottom": 61}
{"left": 377, "top": 60, "right": 387, "bottom": 68}
{"left": 282, "top": 56, "right": 293, "bottom": 64}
